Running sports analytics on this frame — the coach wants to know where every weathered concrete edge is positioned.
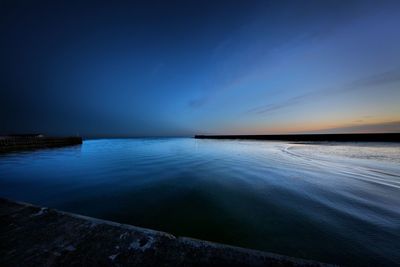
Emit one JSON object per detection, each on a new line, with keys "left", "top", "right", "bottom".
{"left": 0, "top": 197, "right": 336, "bottom": 266}
{"left": 56, "top": 212, "right": 330, "bottom": 266}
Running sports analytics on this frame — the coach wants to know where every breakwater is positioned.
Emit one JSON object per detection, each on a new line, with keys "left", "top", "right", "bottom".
{"left": 194, "top": 133, "right": 400, "bottom": 142}
{"left": 0, "top": 198, "right": 330, "bottom": 267}
{"left": 0, "top": 135, "right": 82, "bottom": 152}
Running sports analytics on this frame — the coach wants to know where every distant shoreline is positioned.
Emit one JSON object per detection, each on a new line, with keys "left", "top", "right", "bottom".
{"left": 194, "top": 133, "right": 400, "bottom": 142}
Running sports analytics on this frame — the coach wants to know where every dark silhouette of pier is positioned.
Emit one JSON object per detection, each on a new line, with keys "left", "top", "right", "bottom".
{"left": 194, "top": 133, "right": 400, "bottom": 142}
{"left": 0, "top": 135, "right": 82, "bottom": 152}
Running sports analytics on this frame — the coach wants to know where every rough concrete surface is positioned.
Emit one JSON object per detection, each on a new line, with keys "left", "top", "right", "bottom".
{"left": 0, "top": 198, "right": 333, "bottom": 267}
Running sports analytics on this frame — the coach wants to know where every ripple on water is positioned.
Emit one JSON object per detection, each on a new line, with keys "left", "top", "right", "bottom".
{"left": 0, "top": 138, "right": 399, "bottom": 266}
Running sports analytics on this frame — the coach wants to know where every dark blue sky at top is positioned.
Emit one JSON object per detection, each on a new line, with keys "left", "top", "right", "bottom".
{"left": 1, "top": 0, "right": 400, "bottom": 137}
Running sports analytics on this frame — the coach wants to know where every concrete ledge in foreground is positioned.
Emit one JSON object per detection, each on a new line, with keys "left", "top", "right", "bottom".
{"left": 0, "top": 198, "right": 333, "bottom": 267}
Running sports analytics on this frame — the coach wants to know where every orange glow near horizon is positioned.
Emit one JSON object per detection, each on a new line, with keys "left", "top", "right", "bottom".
{"left": 218, "top": 118, "right": 400, "bottom": 135}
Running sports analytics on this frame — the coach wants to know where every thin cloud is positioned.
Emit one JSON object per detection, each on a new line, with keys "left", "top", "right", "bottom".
{"left": 247, "top": 93, "right": 312, "bottom": 114}
{"left": 247, "top": 68, "right": 400, "bottom": 115}
{"left": 188, "top": 96, "right": 209, "bottom": 108}
{"left": 350, "top": 68, "right": 400, "bottom": 88}
{"left": 186, "top": 18, "right": 346, "bottom": 110}
{"left": 309, "top": 120, "right": 400, "bottom": 134}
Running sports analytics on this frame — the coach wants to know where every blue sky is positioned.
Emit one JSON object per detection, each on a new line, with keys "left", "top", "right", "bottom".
{"left": 1, "top": 0, "right": 399, "bottom": 137}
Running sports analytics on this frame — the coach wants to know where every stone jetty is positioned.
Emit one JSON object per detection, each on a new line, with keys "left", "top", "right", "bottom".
{"left": 0, "top": 135, "right": 82, "bottom": 152}
{"left": 194, "top": 133, "right": 400, "bottom": 142}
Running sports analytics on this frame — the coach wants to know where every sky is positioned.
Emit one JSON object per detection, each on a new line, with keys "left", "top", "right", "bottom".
{"left": 1, "top": 0, "right": 400, "bottom": 137}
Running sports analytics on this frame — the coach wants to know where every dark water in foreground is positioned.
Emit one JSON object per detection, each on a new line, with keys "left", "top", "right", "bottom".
{"left": 0, "top": 138, "right": 399, "bottom": 265}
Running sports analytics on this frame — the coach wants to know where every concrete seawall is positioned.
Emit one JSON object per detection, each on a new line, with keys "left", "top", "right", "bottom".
{"left": 0, "top": 136, "right": 82, "bottom": 152}
{"left": 0, "top": 198, "right": 332, "bottom": 267}
{"left": 194, "top": 133, "right": 400, "bottom": 142}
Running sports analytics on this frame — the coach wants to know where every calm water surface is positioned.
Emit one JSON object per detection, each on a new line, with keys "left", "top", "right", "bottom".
{"left": 0, "top": 138, "right": 399, "bottom": 266}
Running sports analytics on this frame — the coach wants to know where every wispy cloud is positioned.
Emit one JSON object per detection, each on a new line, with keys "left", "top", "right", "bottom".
{"left": 186, "top": 18, "right": 346, "bottom": 110}
{"left": 350, "top": 68, "right": 400, "bottom": 88}
{"left": 246, "top": 93, "right": 312, "bottom": 114}
{"left": 188, "top": 96, "right": 209, "bottom": 108}
{"left": 247, "top": 68, "right": 400, "bottom": 115}
{"left": 309, "top": 120, "right": 400, "bottom": 134}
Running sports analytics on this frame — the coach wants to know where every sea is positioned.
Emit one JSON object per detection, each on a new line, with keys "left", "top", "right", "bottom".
{"left": 0, "top": 138, "right": 399, "bottom": 265}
